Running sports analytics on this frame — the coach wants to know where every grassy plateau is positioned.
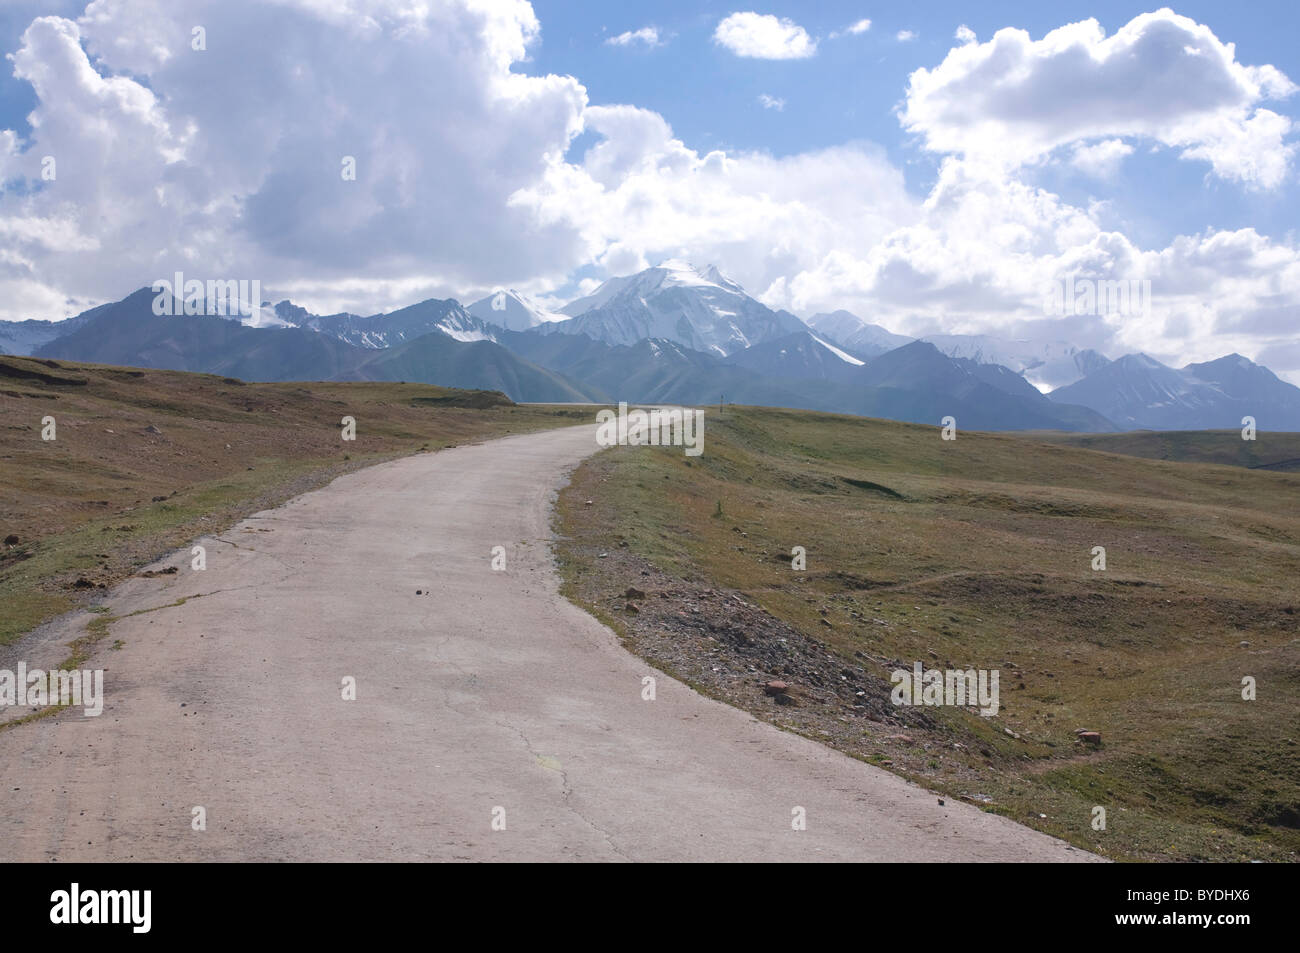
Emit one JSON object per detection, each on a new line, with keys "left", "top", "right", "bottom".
{"left": 555, "top": 405, "right": 1300, "bottom": 862}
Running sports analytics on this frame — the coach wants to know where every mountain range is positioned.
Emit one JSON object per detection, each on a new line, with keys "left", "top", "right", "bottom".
{"left": 4, "top": 261, "right": 1299, "bottom": 433}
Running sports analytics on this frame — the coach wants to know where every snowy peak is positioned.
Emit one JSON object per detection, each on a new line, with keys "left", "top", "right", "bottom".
{"left": 273, "top": 297, "right": 496, "bottom": 348}
{"left": 466, "top": 289, "right": 567, "bottom": 331}
{"left": 806, "top": 310, "right": 913, "bottom": 359}
{"left": 546, "top": 260, "right": 804, "bottom": 356}
{"left": 923, "top": 334, "right": 1111, "bottom": 390}
{"left": 561, "top": 260, "right": 742, "bottom": 317}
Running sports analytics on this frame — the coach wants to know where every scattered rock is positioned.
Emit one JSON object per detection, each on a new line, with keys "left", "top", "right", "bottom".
{"left": 416, "top": 589, "right": 422, "bottom": 595}
{"left": 625, "top": 587, "right": 646, "bottom": 600}
{"left": 1076, "top": 731, "right": 1102, "bottom": 746}
{"left": 151, "top": 495, "right": 167, "bottom": 502}
{"left": 71, "top": 577, "right": 96, "bottom": 590}
{"left": 3, "top": 534, "right": 17, "bottom": 546}
{"left": 937, "top": 798, "right": 945, "bottom": 806}
{"left": 763, "top": 680, "right": 790, "bottom": 696}
{"left": 625, "top": 602, "right": 639, "bottom": 613}
{"left": 144, "top": 424, "right": 162, "bottom": 435}
{"left": 584, "top": 499, "right": 594, "bottom": 505}
{"left": 138, "top": 566, "right": 178, "bottom": 578}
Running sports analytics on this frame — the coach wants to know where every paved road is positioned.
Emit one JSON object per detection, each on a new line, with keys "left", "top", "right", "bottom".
{"left": 0, "top": 425, "right": 1097, "bottom": 861}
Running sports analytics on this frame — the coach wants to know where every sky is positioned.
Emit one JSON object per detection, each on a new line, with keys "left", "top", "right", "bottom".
{"left": 1, "top": 1, "right": 1298, "bottom": 381}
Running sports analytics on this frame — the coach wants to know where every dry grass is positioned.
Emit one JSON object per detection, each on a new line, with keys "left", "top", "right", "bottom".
{"left": 555, "top": 406, "right": 1300, "bottom": 862}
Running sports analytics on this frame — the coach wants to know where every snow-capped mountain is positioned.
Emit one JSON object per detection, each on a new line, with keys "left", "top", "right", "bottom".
{"left": 546, "top": 260, "right": 807, "bottom": 356}
{"left": 805, "top": 310, "right": 914, "bottom": 359}
{"left": 922, "top": 334, "right": 1111, "bottom": 391}
{"left": 1049, "top": 352, "right": 1300, "bottom": 430}
{"left": 273, "top": 298, "right": 499, "bottom": 348}
{"left": 15, "top": 280, "right": 1300, "bottom": 435}
{"left": 0, "top": 313, "right": 94, "bottom": 355}
{"left": 466, "top": 289, "right": 567, "bottom": 332}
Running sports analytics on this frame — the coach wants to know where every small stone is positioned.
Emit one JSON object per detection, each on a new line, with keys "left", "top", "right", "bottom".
{"left": 763, "top": 680, "right": 790, "bottom": 696}
{"left": 625, "top": 587, "right": 646, "bottom": 599}
{"left": 3, "top": 534, "right": 18, "bottom": 546}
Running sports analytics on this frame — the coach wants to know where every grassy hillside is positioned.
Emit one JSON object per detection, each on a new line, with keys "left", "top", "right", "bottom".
{"left": 1040, "top": 428, "right": 1300, "bottom": 470}
{"left": 555, "top": 405, "right": 1300, "bottom": 862}
{"left": 0, "top": 355, "right": 583, "bottom": 646}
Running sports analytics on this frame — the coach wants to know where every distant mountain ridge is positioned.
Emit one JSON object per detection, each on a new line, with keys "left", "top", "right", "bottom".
{"left": 34, "top": 288, "right": 595, "bottom": 403}
{"left": 6, "top": 262, "right": 1299, "bottom": 433}
{"left": 1050, "top": 352, "right": 1300, "bottom": 431}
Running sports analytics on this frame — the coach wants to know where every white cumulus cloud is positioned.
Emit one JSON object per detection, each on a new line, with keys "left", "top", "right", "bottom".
{"left": 713, "top": 12, "right": 816, "bottom": 60}
{"left": 830, "top": 19, "right": 871, "bottom": 40}
{"left": 1070, "top": 139, "right": 1135, "bottom": 179}
{"left": 900, "top": 9, "right": 1298, "bottom": 188}
{"left": 606, "top": 26, "right": 661, "bottom": 48}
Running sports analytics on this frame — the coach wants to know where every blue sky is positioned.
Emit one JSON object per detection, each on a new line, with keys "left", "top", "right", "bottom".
{"left": 524, "top": 0, "right": 1300, "bottom": 249}
{"left": 0, "top": 1, "right": 1297, "bottom": 379}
